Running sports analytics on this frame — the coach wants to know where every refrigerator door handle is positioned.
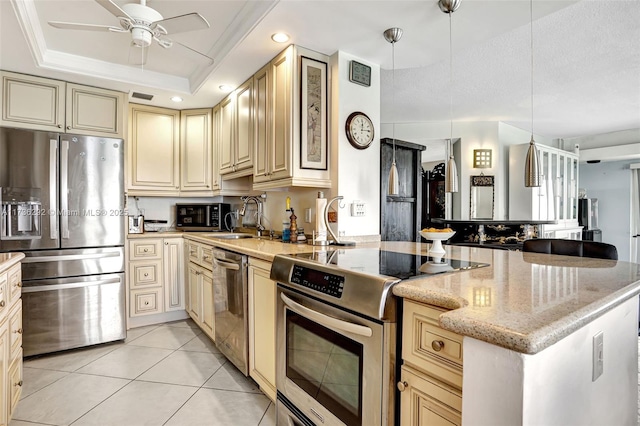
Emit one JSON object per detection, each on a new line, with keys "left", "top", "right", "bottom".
{"left": 50, "top": 139, "right": 58, "bottom": 240}
{"left": 23, "top": 277, "right": 122, "bottom": 293}
{"left": 60, "top": 139, "right": 69, "bottom": 239}
{"left": 22, "top": 251, "right": 122, "bottom": 263}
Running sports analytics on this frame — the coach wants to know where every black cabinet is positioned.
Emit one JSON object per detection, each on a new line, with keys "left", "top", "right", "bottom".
{"left": 380, "top": 138, "right": 426, "bottom": 241}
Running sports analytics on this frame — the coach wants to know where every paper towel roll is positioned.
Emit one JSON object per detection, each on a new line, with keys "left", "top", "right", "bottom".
{"left": 316, "top": 192, "right": 327, "bottom": 241}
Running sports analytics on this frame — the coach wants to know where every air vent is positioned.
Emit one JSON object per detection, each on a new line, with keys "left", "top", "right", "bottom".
{"left": 131, "top": 92, "right": 154, "bottom": 101}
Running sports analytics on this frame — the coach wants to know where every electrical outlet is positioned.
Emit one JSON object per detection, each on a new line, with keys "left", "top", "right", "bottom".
{"left": 592, "top": 331, "right": 604, "bottom": 381}
{"left": 350, "top": 200, "right": 366, "bottom": 217}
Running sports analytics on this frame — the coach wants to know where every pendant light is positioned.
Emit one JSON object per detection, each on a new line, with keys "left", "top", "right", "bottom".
{"left": 439, "top": 0, "right": 460, "bottom": 193}
{"left": 384, "top": 27, "right": 403, "bottom": 196}
{"left": 524, "top": 0, "right": 541, "bottom": 187}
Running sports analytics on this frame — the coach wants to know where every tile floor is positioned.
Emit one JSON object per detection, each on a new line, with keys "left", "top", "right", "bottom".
{"left": 11, "top": 319, "right": 275, "bottom": 426}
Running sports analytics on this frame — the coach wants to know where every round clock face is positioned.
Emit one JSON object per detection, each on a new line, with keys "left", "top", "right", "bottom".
{"left": 345, "top": 112, "right": 375, "bottom": 149}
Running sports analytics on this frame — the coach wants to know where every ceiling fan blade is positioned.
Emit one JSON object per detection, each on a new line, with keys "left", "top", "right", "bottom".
{"left": 170, "top": 39, "right": 214, "bottom": 65}
{"left": 95, "top": 0, "right": 132, "bottom": 20}
{"left": 49, "top": 21, "right": 126, "bottom": 32}
{"left": 128, "top": 43, "right": 149, "bottom": 66}
{"left": 153, "top": 13, "right": 210, "bottom": 35}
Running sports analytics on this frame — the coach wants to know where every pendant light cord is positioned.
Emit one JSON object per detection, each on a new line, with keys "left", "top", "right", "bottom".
{"left": 530, "top": 0, "right": 534, "bottom": 138}
{"left": 449, "top": 12, "right": 453, "bottom": 144}
{"left": 392, "top": 39, "right": 396, "bottom": 163}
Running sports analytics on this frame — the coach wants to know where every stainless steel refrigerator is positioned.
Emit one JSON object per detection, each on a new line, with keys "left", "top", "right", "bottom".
{"left": 0, "top": 127, "right": 125, "bottom": 356}
{"left": 578, "top": 198, "right": 602, "bottom": 241}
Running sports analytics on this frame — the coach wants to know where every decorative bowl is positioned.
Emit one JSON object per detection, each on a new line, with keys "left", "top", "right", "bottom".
{"left": 419, "top": 230, "right": 456, "bottom": 255}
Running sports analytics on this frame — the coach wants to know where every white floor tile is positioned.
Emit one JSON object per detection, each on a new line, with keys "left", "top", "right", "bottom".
{"left": 258, "top": 402, "right": 276, "bottom": 426}
{"left": 72, "top": 380, "right": 198, "bottom": 426}
{"left": 203, "top": 361, "right": 261, "bottom": 393}
{"left": 124, "top": 324, "right": 160, "bottom": 344}
{"left": 13, "top": 373, "right": 129, "bottom": 425}
{"left": 165, "top": 388, "right": 271, "bottom": 426}
{"left": 127, "top": 325, "right": 201, "bottom": 350}
{"left": 178, "top": 333, "right": 221, "bottom": 354}
{"left": 137, "top": 350, "right": 225, "bottom": 387}
{"left": 76, "top": 345, "right": 174, "bottom": 379}
{"left": 24, "top": 343, "right": 121, "bottom": 372}
{"left": 164, "top": 319, "right": 200, "bottom": 329}
{"left": 9, "top": 420, "right": 49, "bottom": 426}
{"left": 20, "top": 367, "right": 69, "bottom": 400}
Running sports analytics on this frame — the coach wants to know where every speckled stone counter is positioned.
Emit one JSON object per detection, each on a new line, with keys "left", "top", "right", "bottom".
{"left": 130, "top": 234, "right": 640, "bottom": 355}
{"left": 0, "top": 252, "right": 24, "bottom": 271}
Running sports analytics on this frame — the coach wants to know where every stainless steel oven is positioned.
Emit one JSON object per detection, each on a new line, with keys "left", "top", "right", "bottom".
{"left": 272, "top": 249, "right": 400, "bottom": 426}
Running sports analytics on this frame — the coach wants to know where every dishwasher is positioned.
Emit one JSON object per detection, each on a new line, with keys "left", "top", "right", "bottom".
{"left": 212, "top": 247, "right": 249, "bottom": 375}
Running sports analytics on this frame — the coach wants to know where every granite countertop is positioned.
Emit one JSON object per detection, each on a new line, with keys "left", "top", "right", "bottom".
{"left": 0, "top": 252, "right": 25, "bottom": 271}
{"left": 133, "top": 233, "right": 640, "bottom": 355}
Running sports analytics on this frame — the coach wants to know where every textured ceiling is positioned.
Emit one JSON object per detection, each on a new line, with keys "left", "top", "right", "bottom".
{"left": 1, "top": 0, "right": 639, "bottom": 141}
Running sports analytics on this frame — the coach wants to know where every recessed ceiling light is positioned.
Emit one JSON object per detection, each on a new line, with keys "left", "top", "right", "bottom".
{"left": 219, "top": 84, "right": 235, "bottom": 93}
{"left": 271, "top": 32, "right": 289, "bottom": 43}
{"left": 170, "top": 96, "right": 183, "bottom": 102}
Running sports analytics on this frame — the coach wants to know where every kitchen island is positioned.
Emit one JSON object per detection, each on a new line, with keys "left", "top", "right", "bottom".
{"left": 179, "top": 235, "right": 640, "bottom": 425}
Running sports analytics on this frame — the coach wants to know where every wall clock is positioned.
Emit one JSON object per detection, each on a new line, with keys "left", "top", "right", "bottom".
{"left": 345, "top": 111, "right": 375, "bottom": 149}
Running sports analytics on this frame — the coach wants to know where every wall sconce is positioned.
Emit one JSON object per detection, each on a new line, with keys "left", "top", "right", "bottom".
{"left": 473, "top": 149, "right": 492, "bottom": 168}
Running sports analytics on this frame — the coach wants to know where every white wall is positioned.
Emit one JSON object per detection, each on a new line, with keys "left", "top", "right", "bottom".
{"left": 579, "top": 159, "right": 635, "bottom": 261}
{"left": 463, "top": 297, "right": 638, "bottom": 425}
{"left": 330, "top": 51, "right": 381, "bottom": 238}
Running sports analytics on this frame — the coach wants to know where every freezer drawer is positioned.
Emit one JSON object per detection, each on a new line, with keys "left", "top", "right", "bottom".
{"left": 21, "top": 247, "right": 124, "bottom": 281}
{"left": 22, "top": 272, "right": 125, "bottom": 356}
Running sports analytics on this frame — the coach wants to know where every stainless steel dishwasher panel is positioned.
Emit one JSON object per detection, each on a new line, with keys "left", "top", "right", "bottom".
{"left": 212, "top": 248, "right": 249, "bottom": 376}
{"left": 22, "top": 272, "right": 126, "bottom": 356}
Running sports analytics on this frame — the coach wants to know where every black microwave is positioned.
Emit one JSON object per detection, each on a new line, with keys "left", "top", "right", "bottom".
{"left": 176, "top": 203, "right": 231, "bottom": 231}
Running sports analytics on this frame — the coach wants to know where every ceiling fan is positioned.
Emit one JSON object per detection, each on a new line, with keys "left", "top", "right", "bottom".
{"left": 48, "top": 0, "right": 214, "bottom": 66}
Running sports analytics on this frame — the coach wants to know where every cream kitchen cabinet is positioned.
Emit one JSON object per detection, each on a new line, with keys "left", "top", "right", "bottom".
{"left": 127, "top": 237, "right": 187, "bottom": 327}
{"left": 180, "top": 109, "right": 213, "bottom": 194}
{"left": 399, "top": 300, "right": 463, "bottom": 426}
{"left": 0, "top": 259, "right": 23, "bottom": 426}
{"left": 1, "top": 71, "right": 125, "bottom": 138}
{"left": 252, "top": 45, "right": 331, "bottom": 190}
{"left": 128, "top": 104, "right": 181, "bottom": 195}
{"left": 219, "top": 78, "right": 254, "bottom": 178}
{"left": 128, "top": 105, "right": 214, "bottom": 196}
{"left": 185, "top": 240, "right": 215, "bottom": 340}
{"left": 248, "top": 257, "right": 276, "bottom": 401}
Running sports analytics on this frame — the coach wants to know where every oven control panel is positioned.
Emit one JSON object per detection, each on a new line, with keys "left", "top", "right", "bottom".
{"left": 291, "top": 265, "right": 344, "bottom": 298}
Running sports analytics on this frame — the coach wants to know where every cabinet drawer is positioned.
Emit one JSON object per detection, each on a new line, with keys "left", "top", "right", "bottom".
{"left": 130, "top": 260, "right": 162, "bottom": 288}
{"left": 7, "top": 263, "right": 21, "bottom": 305}
{"left": 8, "top": 301, "right": 22, "bottom": 363}
{"left": 0, "top": 272, "right": 7, "bottom": 315}
{"left": 403, "top": 300, "right": 463, "bottom": 388}
{"left": 200, "top": 245, "right": 214, "bottom": 269}
{"left": 187, "top": 241, "right": 201, "bottom": 263}
{"left": 130, "top": 288, "right": 163, "bottom": 316}
{"left": 400, "top": 365, "right": 461, "bottom": 426}
{"left": 8, "top": 353, "right": 23, "bottom": 419}
{"left": 129, "top": 239, "right": 162, "bottom": 260}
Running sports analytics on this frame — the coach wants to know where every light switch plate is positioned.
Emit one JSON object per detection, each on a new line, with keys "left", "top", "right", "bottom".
{"left": 592, "top": 331, "right": 604, "bottom": 381}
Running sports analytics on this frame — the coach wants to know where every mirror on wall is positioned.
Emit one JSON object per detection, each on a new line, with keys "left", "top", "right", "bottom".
{"left": 470, "top": 175, "right": 494, "bottom": 220}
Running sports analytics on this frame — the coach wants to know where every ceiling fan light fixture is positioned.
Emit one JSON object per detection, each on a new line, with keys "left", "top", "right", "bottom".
{"left": 131, "top": 27, "right": 152, "bottom": 47}
{"left": 271, "top": 32, "right": 289, "bottom": 43}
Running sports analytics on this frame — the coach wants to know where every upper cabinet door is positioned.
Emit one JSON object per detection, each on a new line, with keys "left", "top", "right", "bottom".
{"left": 180, "top": 108, "right": 213, "bottom": 193}
{"left": 253, "top": 63, "right": 270, "bottom": 183}
{"left": 66, "top": 83, "right": 126, "bottom": 138}
{"left": 128, "top": 104, "right": 180, "bottom": 194}
{"left": 1, "top": 71, "right": 65, "bottom": 132}
{"left": 218, "top": 94, "right": 235, "bottom": 175}
{"left": 234, "top": 78, "right": 254, "bottom": 172}
{"left": 269, "top": 47, "right": 293, "bottom": 181}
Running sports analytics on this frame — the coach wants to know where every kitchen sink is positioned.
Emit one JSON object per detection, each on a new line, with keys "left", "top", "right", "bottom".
{"left": 210, "top": 233, "right": 255, "bottom": 239}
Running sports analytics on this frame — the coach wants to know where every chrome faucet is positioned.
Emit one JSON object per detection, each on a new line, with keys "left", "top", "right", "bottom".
{"left": 323, "top": 196, "right": 355, "bottom": 246}
{"left": 239, "top": 195, "right": 266, "bottom": 236}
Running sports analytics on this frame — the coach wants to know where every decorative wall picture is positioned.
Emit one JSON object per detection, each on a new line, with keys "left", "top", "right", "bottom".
{"left": 300, "top": 56, "right": 327, "bottom": 170}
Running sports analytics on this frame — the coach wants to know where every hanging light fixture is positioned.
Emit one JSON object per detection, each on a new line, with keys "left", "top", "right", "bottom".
{"left": 439, "top": 0, "right": 460, "bottom": 193}
{"left": 524, "top": 0, "right": 541, "bottom": 187}
{"left": 384, "top": 27, "right": 403, "bottom": 196}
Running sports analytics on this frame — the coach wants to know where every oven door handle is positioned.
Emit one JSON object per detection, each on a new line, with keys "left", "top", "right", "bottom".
{"left": 281, "top": 293, "right": 373, "bottom": 338}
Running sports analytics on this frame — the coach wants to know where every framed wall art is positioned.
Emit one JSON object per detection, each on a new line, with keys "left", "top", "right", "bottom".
{"left": 300, "top": 56, "right": 327, "bottom": 170}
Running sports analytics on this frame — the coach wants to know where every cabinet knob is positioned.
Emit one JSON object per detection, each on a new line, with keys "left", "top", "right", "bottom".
{"left": 67, "top": 125, "right": 71, "bottom": 130}
{"left": 165, "top": 242, "right": 169, "bottom": 245}
{"left": 14, "top": 380, "right": 23, "bottom": 387}
{"left": 15, "top": 282, "right": 22, "bottom": 288}
{"left": 144, "top": 301, "right": 149, "bottom": 305}
{"left": 397, "top": 381, "right": 408, "bottom": 392}
{"left": 431, "top": 340, "right": 445, "bottom": 352}
{"left": 14, "top": 328, "right": 22, "bottom": 334}
{"left": 144, "top": 273, "right": 149, "bottom": 277}
{"left": 0, "top": 301, "right": 5, "bottom": 308}
{"left": 57, "top": 124, "right": 62, "bottom": 129}
{"left": 143, "top": 248, "right": 148, "bottom": 252}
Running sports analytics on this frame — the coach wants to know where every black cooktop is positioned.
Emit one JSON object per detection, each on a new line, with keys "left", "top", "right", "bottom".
{"left": 291, "top": 248, "right": 489, "bottom": 280}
